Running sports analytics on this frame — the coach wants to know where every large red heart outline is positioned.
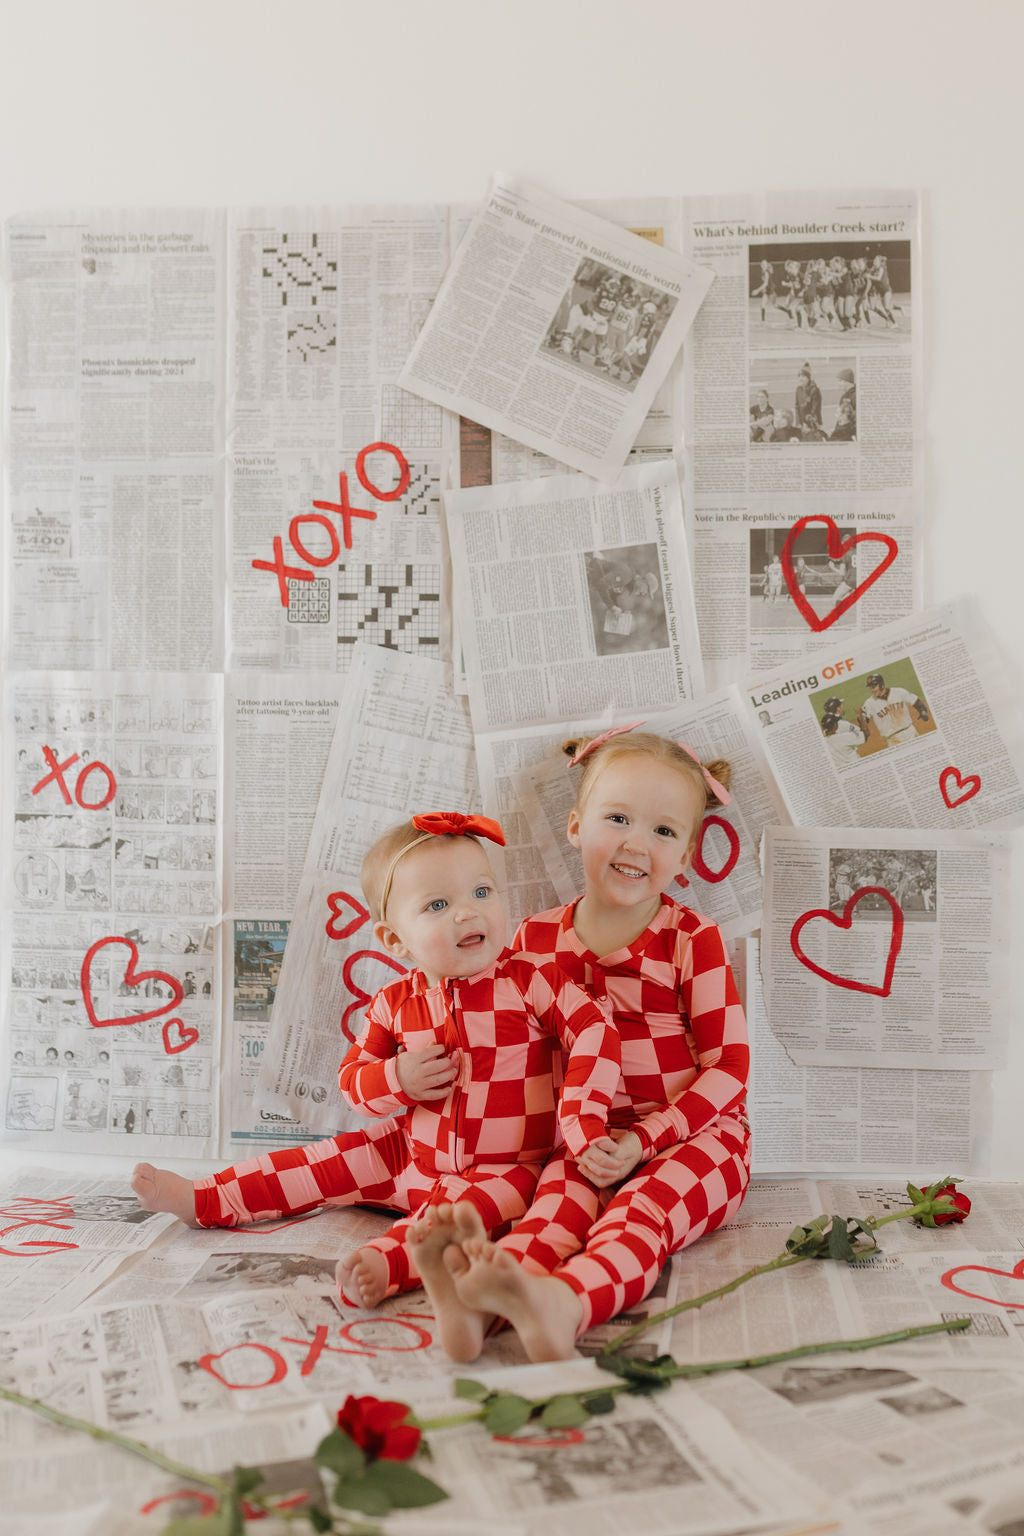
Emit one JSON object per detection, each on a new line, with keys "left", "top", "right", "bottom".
{"left": 940, "top": 1257, "right": 1024, "bottom": 1310}
{"left": 781, "top": 515, "right": 898, "bottom": 632}
{"left": 325, "top": 890, "right": 370, "bottom": 941}
{"left": 939, "top": 766, "right": 981, "bottom": 809}
{"left": 790, "top": 886, "right": 904, "bottom": 997}
{"left": 80, "top": 937, "right": 184, "bottom": 1028}
{"left": 341, "top": 949, "right": 409, "bottom": 1043}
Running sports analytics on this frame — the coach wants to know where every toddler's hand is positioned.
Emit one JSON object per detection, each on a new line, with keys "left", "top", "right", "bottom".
{"left": 396, "top": 1044, "right": 457, "bottom": 1101}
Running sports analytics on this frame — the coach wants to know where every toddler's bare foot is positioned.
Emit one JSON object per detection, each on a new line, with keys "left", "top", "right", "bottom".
{"left": 407, "top": 1202, "right": 487, "bottom": 1363}
{"left": 453, "top": 1244, "right": 583, "bottom": 1362}
{"left": 336, "top": 1246, "right": 389, "bottom": 1308}
{"left": 130, "top": 1163, "right": 199, "bottom": 1226}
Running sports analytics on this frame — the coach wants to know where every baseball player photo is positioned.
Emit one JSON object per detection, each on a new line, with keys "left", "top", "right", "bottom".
{"left": 808, "top": 659, "right": 936, "bottom": 766}
{"left": 859, "top": 669, "right": 932, "bottom": 748}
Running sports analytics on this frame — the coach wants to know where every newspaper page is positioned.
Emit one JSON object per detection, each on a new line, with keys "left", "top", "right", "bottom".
{"left": 738, "top": 939, "right": 990, "bottom": 1175}
{"left": 683, "top": 190, "right": 921, "bottom": 688}
{"left": 222, "top": 672, "right": 348, "bottom": 1151}
{"left": 228, "top": 204, "right": 451, "bottom": 455}
{"left": 3, "top": 208, "right": 226, "bottom": 671}
{"left": 228, "top": 448, "right": 450, "bottom": 672}
{"left": 748, "top": 599, "right": 1024, "bottom": 830}
{"left": 400, "top": 176, "right": 713, "bottom": 480}
{"left": 516, "top": 690, "right": 788, "bottom": 940}
{"left": 3, "top": 672, "right": 222, "bottom": 1155}
{"left": 445, "top": 460, "right": 704, "bottom": 734}
{"left": 760, "top": 824, "right": 1010, "bottom": 1072}
{"left": 254, "top": 644, "right": 478, "bottom": 1133}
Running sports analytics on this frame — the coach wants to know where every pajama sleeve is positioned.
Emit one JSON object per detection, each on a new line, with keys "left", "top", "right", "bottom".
{"left": 523, "top": 964, "right": 621, "bottom": 1157}
{"left": 631, "top": 920, "right": 749, "bottom": 1159}
{"left": 337, "top": 989, "right": 418, "bottom": 1115}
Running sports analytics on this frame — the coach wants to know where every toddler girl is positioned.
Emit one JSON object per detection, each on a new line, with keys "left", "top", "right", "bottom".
{"left": 132, "top": 811, "right": 619, "bottom": 1311}
{"left": 410, "top": 729, "right": 750, "bottom": 1360}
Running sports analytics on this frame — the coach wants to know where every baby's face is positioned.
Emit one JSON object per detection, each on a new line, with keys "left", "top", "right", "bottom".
{"left": 378, "top": 837, "right": 507, "bottom": 986}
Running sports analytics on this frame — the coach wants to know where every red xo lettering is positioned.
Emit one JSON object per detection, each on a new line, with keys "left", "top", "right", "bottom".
{"left": 31, "top": 745, "right": 116, "bottom": 810}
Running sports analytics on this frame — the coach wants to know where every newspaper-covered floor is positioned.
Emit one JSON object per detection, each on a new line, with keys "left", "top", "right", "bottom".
{"left": 4, "top": 1168, "right": 1023, "bottom": 1533}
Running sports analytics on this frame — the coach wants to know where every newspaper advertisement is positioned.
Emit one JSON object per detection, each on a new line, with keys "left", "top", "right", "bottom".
{"left": 738, "top": 940, "right": 990, "bottom": 1175}
{"left": 228, "top": 204, "right": 452, "bottom": 455}
{"left": 516, "top": 689, "right": 789, "bottom": 940}
{"left": 254, "top": 644, "right": 478, "bottom": 1133}
{"left": 3, "top": 208, "right": 225, "bottom": 671}
{"left": 400, "top": 176, "right": 713, "bottom": 480}
{"left": 222, "top": 672, "right": 348, "bottom": 1150}
{"left": 445, "top": 460, "right": 704, "bottom": 735}
{"left": 747, "top": 599, "right": 1024, "bottom": 831}
{"left": 229, "top": 449, "right": 449, "bottom": 672}
{"left": 3, "top": 672, "right": 222, "bottom": 1154}
{"left": 683, "top": 190, "right": 922, "bottom": 686}
{"left": 760, "top": 824, "right": 1010, "bottom": 1071}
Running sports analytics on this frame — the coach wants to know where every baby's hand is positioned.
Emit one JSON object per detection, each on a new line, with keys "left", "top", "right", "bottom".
{"left": 396, "top": 1044, "right": 457, "bottom": 1101}
{"left": 577, "top": 1131, "right": 643, "bottom": 1188}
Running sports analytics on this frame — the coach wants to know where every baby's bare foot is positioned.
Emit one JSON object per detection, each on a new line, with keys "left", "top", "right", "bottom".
{"left": 453, "top": 1245, "right": 583, "bottom": 1362}
{"left": 130, "top": 1164, "right": 199, "bottom": 1226}
{"left": 408, "top": 1202, "right": 488, "bottom": 1362}
{"left": 336, "top": 1246, "right": 389, "bottom": 1308}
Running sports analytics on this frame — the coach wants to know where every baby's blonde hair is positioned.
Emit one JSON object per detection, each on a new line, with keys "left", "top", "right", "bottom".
{"left": 360, "top": 820, "right": 494, "bottom": 922}
{"left": 562, "top": 730, "right": 732, "bottom": 824}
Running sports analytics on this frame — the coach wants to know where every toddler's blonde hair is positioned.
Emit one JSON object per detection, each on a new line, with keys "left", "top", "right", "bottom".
{"left": 562, "top": 730, "right": 731, "bottom": 823}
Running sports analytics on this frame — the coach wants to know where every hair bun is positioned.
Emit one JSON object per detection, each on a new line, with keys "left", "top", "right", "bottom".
{"left": 562, "top": 737, "right": 586, "bottom": 762}
{"left": 703, "top": 758, "right": 732, "bottom": 805}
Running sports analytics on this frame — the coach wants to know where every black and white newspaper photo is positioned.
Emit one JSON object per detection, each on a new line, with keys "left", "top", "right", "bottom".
{"left": 682, "top": 191, "right": 922, "bottom": 685}
{"left": 747, "top": 599, "right": 1024, "bottom": 830}
{"left": 3, "top": 672, "right": 222, "bottom": 1155}
{"left": 3, "top": 209, "right": 226, "bottom": 672}
{"left": 445, "top": 460, "right": 704, "bottom": 734}
{"left": 400, "top": 176, "right": 713, "bottom": 480}
{"left": 759, "top": 824, "right": 1010, "bottom": 1071}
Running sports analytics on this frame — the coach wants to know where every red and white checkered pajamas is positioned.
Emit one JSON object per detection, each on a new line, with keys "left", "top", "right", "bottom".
{"left": 193, "top": 953, "right": 619, "bottom": 1300}
{"left": 504, "top": 896, "right": 751, "bottom": 1333}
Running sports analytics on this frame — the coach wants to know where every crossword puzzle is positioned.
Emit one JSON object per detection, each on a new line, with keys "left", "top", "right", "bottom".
{"left": 397, "top": 463, "right": 441, "bottom": 517}
{"left": 337, "top": 562, "right": 440, "bottom": 655}
{"left": 380, "top": 385, "right": 444, "bottom": 450}
{"left": 288, "top": 312, "right": 337, "bottom": 363}
{"left": 286, "top": 577, "right": 331, "bottom": 624}
{"left": 261, "top": 232, "right": 339, "bottom": 309}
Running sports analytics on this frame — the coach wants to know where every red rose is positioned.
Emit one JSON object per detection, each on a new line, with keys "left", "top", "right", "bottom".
{"left": 336, "top": 1395, "right": 421, "bottom": 1461}
{"left": 928, "top": 1183, "right": 971, "bottom": 1225}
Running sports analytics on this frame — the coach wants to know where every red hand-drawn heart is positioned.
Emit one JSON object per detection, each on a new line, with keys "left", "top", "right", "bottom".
{"left": 162, "top": 1017, "right": 199, "bottom": 1055}
{"left": 325, "top": 890, "right": 370, "bottom": 941}
{"left": 940, "top": 1257, "right": 1024, "bottom": 1309}
{"left": 790, "top": 886, "right": 904, "bottom": 996}
{"left": 939, "top": 766, "right": 981, "bottom": 809}
{"left": 341, "top": 949, "right": 408, "bottom": 1043}
{"left": 80, "top": 937, "right": 183, "bottom": 1028}
{"left": 690, "top": 815, "right": 741, "bottom": 884}
{"left": 781, "top": 515, "right": 899, "bottom": 632}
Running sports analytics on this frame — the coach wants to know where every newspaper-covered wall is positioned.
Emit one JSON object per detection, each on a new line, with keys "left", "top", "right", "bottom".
{"left": 683, "top": 191, "right": 922, "bottom": 687}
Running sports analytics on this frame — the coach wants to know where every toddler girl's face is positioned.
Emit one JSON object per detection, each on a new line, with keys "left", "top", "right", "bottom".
{"left": 567, "top": 755, "right": 706, "bottom": 919}
{"left": 376, "top": 837, "right": 506, "bottom": 986}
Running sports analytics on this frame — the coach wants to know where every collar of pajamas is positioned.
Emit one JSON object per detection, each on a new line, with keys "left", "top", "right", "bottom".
{"left": 512, "top": 896, "right": 749, "bottom": 1157}
{"left": 338, "top": 950, "right": 621, "bottom": 1175}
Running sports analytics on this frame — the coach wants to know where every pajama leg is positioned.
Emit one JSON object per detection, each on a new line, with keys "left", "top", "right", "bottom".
{"left": 555, "top": 1120, "right": 751, "bottom": 1333}
{"left": 193, "top": 1119, "right": 433, "bottom": 1228}
{"left": 496, "top": 1149, "right": 603, "bottom": 1276}
{"left": 343, "top": 1160, "right": 547, "bottom": 1301}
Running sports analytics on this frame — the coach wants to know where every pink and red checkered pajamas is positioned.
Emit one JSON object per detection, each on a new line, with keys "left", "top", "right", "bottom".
{"left": 505, "top": 895, "right": 751, "bottom": 1333}
{"left": 192, "top": 953, "right": 619, "bottom": 1300}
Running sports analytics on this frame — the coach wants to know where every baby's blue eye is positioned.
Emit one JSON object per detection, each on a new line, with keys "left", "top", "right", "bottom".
{"left": 473, "top": 885, "right": 492, "bottom": 900}
{"left": 427, "top": 898, "right": 447, "bottom": 913}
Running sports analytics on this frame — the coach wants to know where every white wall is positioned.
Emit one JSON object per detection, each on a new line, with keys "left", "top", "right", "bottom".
{"left": 2, "top": 0, "right": 1022, "bottom": 1180}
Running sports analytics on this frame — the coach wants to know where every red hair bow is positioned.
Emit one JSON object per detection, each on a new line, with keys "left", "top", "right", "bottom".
{"left": 411, "top": 812, "right": 506, "bottom": 846}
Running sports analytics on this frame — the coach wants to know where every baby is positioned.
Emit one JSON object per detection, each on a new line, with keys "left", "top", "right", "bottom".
{"left": 133, "top": 812, "right": 619, "bottom": 1314}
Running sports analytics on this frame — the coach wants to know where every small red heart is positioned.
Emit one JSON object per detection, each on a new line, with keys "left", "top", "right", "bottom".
{"left": 326, "top": 890, "right": 370, "bottom": 941}
{"left": 790, "top": 886, "right": 904, "bottom": 997}
{"left": 940, "top": 1257, "right": 1024, "bottom": 1310}
{"left": 341, "top": 949, "right": 408, "bottom": 1043}
{"left": 939, "top": 766, "right": 981, "bottom": 809}
{"left": 162, "top": 1017, "right": 199, "bottom": 1055}
{"left": 80, "top": 937, "right": 183, "bottom": 1028}
{"left": 781, "top": 515, "right": 898, "bottom": 632}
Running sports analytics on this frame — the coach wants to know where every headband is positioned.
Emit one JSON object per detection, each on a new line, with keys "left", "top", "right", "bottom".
{"left": 568, "top": 723, "right": 731, "bottom": 807}
{"left": 378, "top": 812, "right": 506, "bottom": 920}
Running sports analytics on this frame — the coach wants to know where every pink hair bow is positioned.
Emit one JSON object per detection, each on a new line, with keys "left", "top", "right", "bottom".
{"left": 568, "top": 723, "right": 643, "bottom": 766}
{"left": 411, "top": 811, "right": 506, "bottom": 846}
{"left": 677, "top": 742, "right": 731, "bottom": 806}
